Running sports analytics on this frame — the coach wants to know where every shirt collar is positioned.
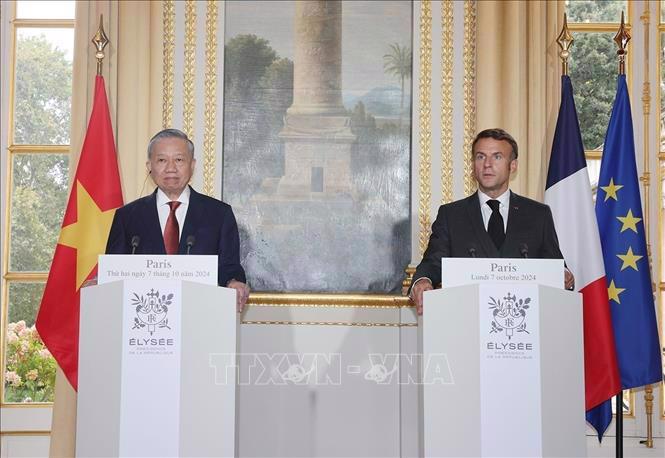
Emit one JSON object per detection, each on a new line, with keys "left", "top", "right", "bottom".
{"left": 156, "top": 186, "right": 191, "bottom": 206}
{"left": 478, "top": 188, "right": 510, "bottom": 209}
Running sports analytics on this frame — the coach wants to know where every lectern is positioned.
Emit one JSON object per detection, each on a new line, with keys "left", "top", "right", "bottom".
{"left": 422, "top": 258, "right": 586, "bottom": 457}
{"left": 76, "top": 255, "right": 237, "bottom": 457}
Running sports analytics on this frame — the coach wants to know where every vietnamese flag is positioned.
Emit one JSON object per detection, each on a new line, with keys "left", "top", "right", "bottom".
{"left": 36, "top": 75, "right": 123, "bottom": 390}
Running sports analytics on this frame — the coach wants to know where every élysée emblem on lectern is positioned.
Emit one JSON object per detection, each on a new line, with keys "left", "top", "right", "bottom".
{"left": 488, "top": 292, "right": 531, "bottom": 340}
{"left": 130, "top": 288, "right": 173, "bottom": 335}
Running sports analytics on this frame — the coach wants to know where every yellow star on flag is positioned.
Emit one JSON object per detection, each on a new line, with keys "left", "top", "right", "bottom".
{"left": 58, "top": 180, "right": 117, "bottom": 290}
{"left": 616, "top": 209, "right": 642, "bottom": 233}
{"left": 600, "top": 177, "right": 623, "bottom": 202}
{"left": 607, "top": 279, "right": 626, "bottom": 304}
{"left": 616, "top": 246, "right": 642, "bottom": 271}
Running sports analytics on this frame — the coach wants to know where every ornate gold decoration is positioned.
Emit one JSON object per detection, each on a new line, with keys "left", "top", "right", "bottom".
{"left": 614, "top": 11, "right": 631, "bottom": 75}
{"left": 203, "top": 0, "right": 217, "bottom": 196}
{"left": 183, "top": 0, "right": 196, "bottom": 138}
{"left": 162, "top": 0, "right": 175, "bottom": 128}
{"left": 556, "top": 13, "right": 573, "bottom": 76}
{"left": 244, "top": 293, "right": 414, "bottom": 326}
{"left": 241, "top": 320, "right": 417, "bottom": 327}
{"left": 92, "top": 15, "right": 109, "bottom": 76}
{"left": 248, "top": 293, "right": 411, "bottom": 308}
{"left": 463, "top": 0, "right": 477, "bottom": 195}
{"left": 418, "top": 0, "right": 433, "bottom": 257}
{"left": 643, "top": 384, "right": 654, "bottom": 447}
{"left": 440, "top": 0, "right": 453, "bottom": 205}
{"left": 639, "top": 4, "right": 655, "bottom": 448}
{"left": 402, "top": 265, "right": 417, "bottom": 296}
{"left": 248, "top": 304, "right": 407, "bottom": 309}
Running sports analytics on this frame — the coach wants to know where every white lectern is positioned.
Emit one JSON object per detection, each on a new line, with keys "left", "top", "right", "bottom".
{"left": 423, "top": 258, "right": 586, "bottom": 457}
{"left": 76, "top": 255, "right": 237, "bottom": 457}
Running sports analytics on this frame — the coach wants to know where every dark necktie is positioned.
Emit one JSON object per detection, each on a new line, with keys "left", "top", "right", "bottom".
{"left": 486, "top": 199, "right": 505, "bottom": 250}
{"left": 164, "top": 201, "right": 181, "bottom": 255}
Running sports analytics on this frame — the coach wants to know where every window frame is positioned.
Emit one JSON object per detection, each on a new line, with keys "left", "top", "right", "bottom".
{"left": 1, "top": 0, "right": 74, "bottom": 407}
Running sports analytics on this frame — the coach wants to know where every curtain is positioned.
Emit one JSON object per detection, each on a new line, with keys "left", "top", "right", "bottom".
{"left": 476, "top": 0, "right": 564, "bottom": 200}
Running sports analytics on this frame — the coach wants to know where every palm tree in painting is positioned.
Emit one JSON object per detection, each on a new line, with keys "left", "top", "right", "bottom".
{"left": 383, "top": 43, "right": 412, "bottom": 127}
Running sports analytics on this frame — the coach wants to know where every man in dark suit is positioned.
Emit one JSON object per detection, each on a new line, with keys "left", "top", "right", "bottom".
{"left": 106, "top": 128, "right": 249, "bottom": 311}
{"left": 410, "top": 128, "right": 574, "bottom": 314}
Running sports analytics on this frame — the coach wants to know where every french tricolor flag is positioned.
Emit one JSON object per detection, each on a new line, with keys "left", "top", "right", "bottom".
{"left": 544, "top": 75, "right": 621, "bottom": 439}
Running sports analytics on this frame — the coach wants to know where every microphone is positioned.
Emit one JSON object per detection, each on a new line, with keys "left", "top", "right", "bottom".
{"left": 186, "top": 235, "right": 196, "bottom": 255}
{"left": 130, "top": 235, "right": 140, "bottom": 254}
{"left": 520, "top": 243, "right": 529, "bottom": 259}
{"left": 468, "top": 246, "right": 477, "bottom": 258}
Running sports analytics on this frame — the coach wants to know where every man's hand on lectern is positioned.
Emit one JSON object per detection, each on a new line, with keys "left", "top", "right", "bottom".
{"left": 410, "top": 278, "right": 433, "bottom": 316}
{"left": 227, "top": 279, "right": 250, "bottom": 313}
{"left": 564, "top": 268, "right": 575, "bottom": 291}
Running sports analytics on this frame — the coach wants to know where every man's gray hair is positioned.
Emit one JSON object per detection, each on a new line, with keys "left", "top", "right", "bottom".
{"left": 147, "top": 128, "right": 195, "bottom": 158}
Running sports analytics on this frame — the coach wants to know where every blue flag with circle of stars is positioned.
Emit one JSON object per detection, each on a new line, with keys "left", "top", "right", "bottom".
{"left": 594, "top": 74, "right": 662, "bottom": 397}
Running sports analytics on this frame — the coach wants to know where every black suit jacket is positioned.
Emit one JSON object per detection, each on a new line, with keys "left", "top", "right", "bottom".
{"left": 105, "top": 186, "right": 246, "bottom": 287}
{"left": 413, "top": 191, "right": 563, "bottom": 286}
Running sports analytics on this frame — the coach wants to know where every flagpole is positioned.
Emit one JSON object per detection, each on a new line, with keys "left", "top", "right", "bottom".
{"left": 638, "top": 4, "right": 656, "bottom": 450}
{"left": 612, "top": 12, "right": 631, "bottom": 458}
{"left": 92, "top": 14, "right": 109, "bottom": 76}
{"left": 556, "top": 13, "right": 573, "bottom": 77}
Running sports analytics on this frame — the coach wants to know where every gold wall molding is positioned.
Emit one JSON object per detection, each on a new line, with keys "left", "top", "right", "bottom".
{"left": 242, "top": 321, "right": 417, "bottom": 327}
{"left": 639, "top": 3, "right": 657, "bottom": 447}
{"left": 248, "top": 293, "right": 411, "bottom": 307}
{"left": 202, "top": 0, "right": 217, "bottom": 196}
{"left": 183, "top": 0, "right": 196, "bottom": 138}
{"left": 463, "top": 0, "right": 476, "bottom": 195}
{"left": 639, "top": 7, "right": 652, "bottom": 242}
{"left": 418, "top": 0, "right": 433, "bottom": 257}
{"left": 440, "top": 0, "right": 453, "bottom": 205}
{"left": 244, "top": 293, "right": 414, "bottom": 326}
{"left": 162, "top": 0, "right": 175, "bottom": 128}
{"left": 658, "top": 1, "right": 665, "bottom": 423}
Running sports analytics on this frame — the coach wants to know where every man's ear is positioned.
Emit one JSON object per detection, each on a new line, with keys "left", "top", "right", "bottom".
{"left": 146, "top": 161, "right": 151, "bottom": 174}
{"left": 510, "top": 158, "right": 518, "bottom": 174}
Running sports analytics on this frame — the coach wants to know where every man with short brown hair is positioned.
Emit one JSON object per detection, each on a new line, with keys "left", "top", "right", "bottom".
{"left": 410, "top": 128, "right": 573, "bottom": 313}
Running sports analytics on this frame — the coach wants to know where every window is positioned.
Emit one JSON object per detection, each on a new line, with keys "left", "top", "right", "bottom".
{"left": 2, "top": 0, "right": 75, "bottom": 404}
{"left": 565, "top": 0, "right": 633, "bottom": 416}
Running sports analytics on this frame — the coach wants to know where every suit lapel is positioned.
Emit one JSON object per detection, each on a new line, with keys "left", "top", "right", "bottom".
{"left": 179, "top": 186, "right": 201, "bottom": 253}
{"left": 465, "top": 192, "right": 499, "bottom": 257}
{"left": 143, "top": 190, "right": 166, "bottom": 254}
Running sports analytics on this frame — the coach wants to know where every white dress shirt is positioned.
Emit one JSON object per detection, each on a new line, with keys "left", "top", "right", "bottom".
{"left": 478, "top": 188, "right": 510, "bottom": 231}
{"left": 410, "top": 188, "right": 512, "bottom": 295}
{"left": 156, "top": 187, "right": 190, "bottom": 240}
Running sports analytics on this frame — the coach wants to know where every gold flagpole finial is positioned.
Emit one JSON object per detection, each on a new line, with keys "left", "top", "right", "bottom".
{"left": 92, "top": 14, "right": 109, "bottom": 76}
{"left": 614, "top": 10, "right": 631, "bottom": 75}
{"left": 556, "top": 13, "right": 574, "bottom": 76}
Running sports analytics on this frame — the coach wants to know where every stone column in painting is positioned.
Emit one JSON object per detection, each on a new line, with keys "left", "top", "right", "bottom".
{"left": 276, "top": 0, "right": 355, "bottom": 197}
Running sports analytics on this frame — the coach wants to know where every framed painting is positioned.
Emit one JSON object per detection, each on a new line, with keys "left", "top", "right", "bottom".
{"left": 222, "top": 0, "right": 413, "bottom": 292}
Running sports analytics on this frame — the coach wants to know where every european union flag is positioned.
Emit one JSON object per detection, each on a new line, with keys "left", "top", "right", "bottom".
{"left": 594, "top": 74, "right": 663, "bottom": 410}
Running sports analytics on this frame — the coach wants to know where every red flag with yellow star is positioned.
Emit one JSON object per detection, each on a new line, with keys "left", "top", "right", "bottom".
{"left": 36, "top": 75, "right": 123, "bottom": 389}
